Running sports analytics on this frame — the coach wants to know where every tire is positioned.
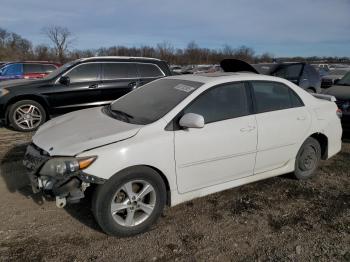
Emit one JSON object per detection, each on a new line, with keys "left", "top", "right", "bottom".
{"left": 8, "top": 100, "right": 47, "bottom": 132}
{"left": 92, "top": 166, "right": 166, "bottom": 237}
{"left": 294, "top": 137, "right": 321, "bottom": 180}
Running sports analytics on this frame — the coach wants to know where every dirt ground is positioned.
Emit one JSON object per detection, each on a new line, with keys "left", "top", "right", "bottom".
{"left": 0, "top": 127, "right": 349, "bottom": 262}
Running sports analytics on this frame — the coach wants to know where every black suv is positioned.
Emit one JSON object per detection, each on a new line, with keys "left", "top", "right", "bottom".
{"left": 0, "top": 57, "right": 171, "bottom": 132}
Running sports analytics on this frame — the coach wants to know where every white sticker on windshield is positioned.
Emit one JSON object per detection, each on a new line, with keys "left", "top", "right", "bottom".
{"left": 174, "top": 84, "right": 195, "bottom": 93}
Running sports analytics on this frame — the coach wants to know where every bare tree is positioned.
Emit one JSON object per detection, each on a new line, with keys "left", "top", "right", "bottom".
{"left": 42, "top": 25, "right": 73, "bottom": 63}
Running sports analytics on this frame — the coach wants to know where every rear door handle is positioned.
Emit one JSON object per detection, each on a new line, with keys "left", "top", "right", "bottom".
{"left": 89, "top": 84, "right": 98, "bottom": 89}
{"left": 297, "top": 116, "right": 306, "bottom": 121}
{"left": 240, "top": 126, "right": 256, "bottom": 132}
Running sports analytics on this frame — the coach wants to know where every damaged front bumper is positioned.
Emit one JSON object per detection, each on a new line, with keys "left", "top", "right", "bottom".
{"left": 23, "top": 143, "right": 106, "bottom": 208}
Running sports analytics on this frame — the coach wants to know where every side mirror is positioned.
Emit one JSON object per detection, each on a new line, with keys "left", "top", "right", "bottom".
{"left": 59, "top": 76, "right": 70, "bottom": 85}
{"left": 179, "top": 113, "right": 205, "bottom": 129}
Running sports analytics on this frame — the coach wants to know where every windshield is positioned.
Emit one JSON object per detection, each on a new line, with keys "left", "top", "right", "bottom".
{"left": 107, "top": 78, "right": 203, "bottom": 125}
{"left": 338, "top": 72, "right": 350, "bottom": 86}
{"left": 45, "top": 60, "right": 79, "bottom": 79}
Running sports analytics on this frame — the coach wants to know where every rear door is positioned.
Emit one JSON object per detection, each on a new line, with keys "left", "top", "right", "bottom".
{"left": 136, "top": 63, "right": 166, "bottom": 86}
{"left": 46, "top": 62, "right": 102, "bottom": 114}
{"left": 99, "top": 62, "right": 139, "bottom": 102}
{"left": 250, "top": 81, "right": 311, "bottom": 174}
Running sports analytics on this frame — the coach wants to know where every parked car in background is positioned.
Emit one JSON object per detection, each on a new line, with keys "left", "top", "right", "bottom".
{"left": 0, "top": 61, "right": 60, "bottom": 81}
{"left": 323, "top": 71, "right": 350, "bottom": 132}
{"left": 253, "top": 62, "right": 321, "bottom": 93}
{"left": 0, "top": 56, "right": 171, "bottom": 132}
{"left": 23, "top": 72, "right": 342, "bottom": 236}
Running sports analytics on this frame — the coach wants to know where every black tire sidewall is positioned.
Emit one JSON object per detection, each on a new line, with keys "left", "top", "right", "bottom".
{"left": 8, "top": 100, "right": 47, "bottom": 132}
{"left": 92, "top": 166, "right": 166, "bottom": 237}
{"left": 294, "top": 137, "right": 321, "bottom": 180}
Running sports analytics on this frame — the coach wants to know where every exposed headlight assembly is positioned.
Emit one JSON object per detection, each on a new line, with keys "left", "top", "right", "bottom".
{"left": 0, "top": 88, "right": 9, "bottom": 97}
{"left": 39, "top": 156, "right": 97, "bottom": 177}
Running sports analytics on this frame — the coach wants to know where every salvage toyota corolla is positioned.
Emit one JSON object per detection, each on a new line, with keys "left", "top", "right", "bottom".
{"left": 23, "top": 73, "right": 342, "bottom": 236}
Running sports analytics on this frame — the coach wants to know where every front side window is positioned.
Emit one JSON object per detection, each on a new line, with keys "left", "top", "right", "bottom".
{"left": 42, "top": 64, "right": 57, "bottom": 73}
{"left": 184, "top": 82, "right": 249, "bottom": 124}
{"left": 2, "top": 64, "right": 23, "bottom": 76}
{"left": 102, "top": 63, "right": 138, "bottom": 79}
{"left": 66, "top": 63, "right": 99, "bottom": 83}
{"left": 251, "top": 81, "right": 304, "bottom": 113}
{"left": 108, "top": 79, "right": 202, "bottom": 125}
{"left": 137, "top": 63, "right": 164, "bottom": 78}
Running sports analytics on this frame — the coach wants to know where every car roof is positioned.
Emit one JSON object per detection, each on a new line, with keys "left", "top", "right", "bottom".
{"left": 80, "top": 56, "right": 162, "bottom": 62}
{"left": 166, "top": 72, "right": 286, "bottom": 84}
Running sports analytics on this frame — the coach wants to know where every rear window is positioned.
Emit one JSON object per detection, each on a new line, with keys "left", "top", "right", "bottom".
{"left": 137, "top": 63, "right": 164, "bottom": 78}
{"left": 102, "top": 63, "right": 138, "bottom": 79}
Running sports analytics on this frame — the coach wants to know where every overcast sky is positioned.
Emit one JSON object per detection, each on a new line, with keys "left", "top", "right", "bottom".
{"left": 1, "top": 0, "right": 349, "bottom": 57}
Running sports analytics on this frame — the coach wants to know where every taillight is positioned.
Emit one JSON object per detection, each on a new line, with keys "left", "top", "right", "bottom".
{"left": 336, "top": 108, "right": 342, "bottom": 119}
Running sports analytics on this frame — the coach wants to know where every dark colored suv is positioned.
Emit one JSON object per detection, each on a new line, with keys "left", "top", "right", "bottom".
{"left": 0, "top": 57, "right": 171, "bottom": 132}
{"left": 253, "top": 63, "right": 321, "bottom": 93}
{"left": 0, "top": 62, "right": 60, "bottom": 81}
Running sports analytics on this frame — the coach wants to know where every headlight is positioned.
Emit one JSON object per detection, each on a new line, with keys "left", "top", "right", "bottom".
{"left": 0, "top": 88, "right": 9, "bottom": 97}
{"left": 39, "top": 156, "right": 97, "bottom": 176}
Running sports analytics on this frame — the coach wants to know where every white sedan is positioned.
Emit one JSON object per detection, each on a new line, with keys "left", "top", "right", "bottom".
{"left": 24, "top": 72, "right": 342, "bottom": 236}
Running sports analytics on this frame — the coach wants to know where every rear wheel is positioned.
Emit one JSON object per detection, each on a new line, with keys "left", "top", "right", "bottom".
{"left": 92, "top": 167, "right": 166, "bottom": 237}
{"left": 294, "top": 137, "right": 321, "bottom": 180}
{"left": 8, "top": 100, "right": 46, "bottom": 132}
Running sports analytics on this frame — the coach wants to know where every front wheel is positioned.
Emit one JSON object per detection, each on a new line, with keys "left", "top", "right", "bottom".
{"left": 8, "top": 100, "right": 47, "bottom": 132}
{"left": 92, "top": 167, "right": 166, "bottom": 237}
{"left": 294, "top": 137, "right": 321, "bottom": 180}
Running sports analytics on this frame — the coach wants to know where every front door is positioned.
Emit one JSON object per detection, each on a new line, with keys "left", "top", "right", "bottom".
{"left": 174, "top": 82, "right": 258, "bottom": 193}
{"left": 46, "top": 62, "right": 102, "bottom": 114}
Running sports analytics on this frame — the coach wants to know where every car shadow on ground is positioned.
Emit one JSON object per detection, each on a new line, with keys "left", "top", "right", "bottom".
{"left": 0, "top": 142, "right": 103, "bottom": 233}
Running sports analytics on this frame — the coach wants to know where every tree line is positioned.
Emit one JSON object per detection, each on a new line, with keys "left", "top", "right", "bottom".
{"left": 0, "top": 26, "right": 349, "bottom": 65}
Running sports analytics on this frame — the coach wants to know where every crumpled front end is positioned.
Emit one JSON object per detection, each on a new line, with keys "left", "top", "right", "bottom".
{"left": 23, "top": 143, "right": 106, "bottom": 208}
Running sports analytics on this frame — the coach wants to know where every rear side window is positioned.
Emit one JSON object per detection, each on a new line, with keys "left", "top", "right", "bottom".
{"left": 137, "top": 63, "right": 164, "bottom": 78}
{"left": 184, "top": 82, "right": 249, "bottom": 124}
{"left": 273, "top": 64, "right": 303, "bottom": 80}
{"left": 23, "top": 64, "right": 44, "bottom": 74}
{"left": 102, "top": 63, "right": 138, "bottom": 79}
{"left": 2, "top": 64, "right": 23, "bottom": 75}
{"left": 66, "top": 63, "right": 99, "bottom": 83}
{"left": 42, "top": 64, "right": 57, "bottom": 73}
{"left": 251, "top": 81, "right": 304, "bottom": 113}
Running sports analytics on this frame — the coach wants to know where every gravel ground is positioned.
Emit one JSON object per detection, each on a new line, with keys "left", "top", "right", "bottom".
{"left": 0, "top": 127, "right": 349, "bottom": 262}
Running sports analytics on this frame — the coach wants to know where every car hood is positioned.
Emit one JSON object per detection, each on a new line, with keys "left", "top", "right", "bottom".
{"left": 33, "top": 107, "right": 142, "bottom": 156}
{"left": 0, "top": 78, "right": 50, "bottom": 89}
{"left": 323, "top": 85, "right": 350, "bottom": 100}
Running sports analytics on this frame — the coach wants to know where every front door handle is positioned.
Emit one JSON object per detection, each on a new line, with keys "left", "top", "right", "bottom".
{"left": 89, "top": 84, "right": 98, "bottom": 89}
{"left": 297, "top": 116, "right": 306, "bottom": 121}
{"left": 128, "top": 82, "right": 137, "bottom": 89}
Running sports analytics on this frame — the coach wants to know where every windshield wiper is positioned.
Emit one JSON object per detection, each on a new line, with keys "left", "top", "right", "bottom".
{"left": 105, "top": 105, "right": 134, "bottom": 123}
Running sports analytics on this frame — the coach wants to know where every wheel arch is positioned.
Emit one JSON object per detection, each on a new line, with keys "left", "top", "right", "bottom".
{"left": 5, "top": 95, "right": 50, "bottom": 123}
{"left": 309, "top": 132, "right": 328, "bottom": 160}
{"left": 107, "top": 164, "right": 172, "bottom": 206}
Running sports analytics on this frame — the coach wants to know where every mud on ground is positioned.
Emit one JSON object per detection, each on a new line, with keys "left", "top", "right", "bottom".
{"left": 0, "top": 128, "right": 349, "bottom": 262}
